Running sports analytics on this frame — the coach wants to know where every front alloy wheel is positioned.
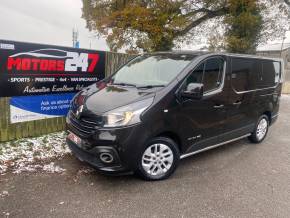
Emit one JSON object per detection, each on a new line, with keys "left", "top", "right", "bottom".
{"left": 137, "top": 137, "right": 180, "bottom": 180}
{"left": 142, "top": 143, "right": 174, "bottom": 176}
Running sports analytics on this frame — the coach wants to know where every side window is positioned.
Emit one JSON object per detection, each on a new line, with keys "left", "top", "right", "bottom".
{"left": 184, "top": 57, "right": 224, "bottom": 93}
{"left": 231, "top": 58, "right": 260, "bottom": 92}
{"left": 203, "top": 58, "right": 224, "bottom": 92}
{"left": 185, "top": 63, "right": 204, "bottom": 85}
{"left": 259, "top": 61, "right": 280, "bottom": 87}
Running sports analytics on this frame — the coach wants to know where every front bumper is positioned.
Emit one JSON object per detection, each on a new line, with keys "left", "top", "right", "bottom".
{"left": 66, "top": 111, "right": 151, "bottom": 175}
{"left": 67, "top": 138, "right": 131, "bottom": 175}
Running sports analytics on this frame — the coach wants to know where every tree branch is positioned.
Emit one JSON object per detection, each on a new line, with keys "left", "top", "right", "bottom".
{"left": 174, "top": 7, "right": 229, "bottom": 37}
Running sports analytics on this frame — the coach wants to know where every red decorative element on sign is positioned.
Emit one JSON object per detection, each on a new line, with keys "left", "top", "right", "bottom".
{"left": 7, "top": 57, "right": 66, "bottom": 72}
{"left": 88, "top": 54, "right": 100, "bottom": 72}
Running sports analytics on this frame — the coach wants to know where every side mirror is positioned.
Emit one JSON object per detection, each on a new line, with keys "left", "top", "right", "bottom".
{"left": 181, "top": 83, "right": 204, "bottom": 99}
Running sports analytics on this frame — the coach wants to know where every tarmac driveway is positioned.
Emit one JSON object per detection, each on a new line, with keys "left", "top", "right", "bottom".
{"left": 1, "top": 96, "right": 290, "bottom": 218}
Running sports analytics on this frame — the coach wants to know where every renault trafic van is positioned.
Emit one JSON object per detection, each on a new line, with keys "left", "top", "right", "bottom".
{"left": 66, "top": 52, "right": 283, "bottom": 180}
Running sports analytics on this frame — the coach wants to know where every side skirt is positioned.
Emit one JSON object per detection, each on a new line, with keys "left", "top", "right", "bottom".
{"left": 180, "top": 134, "right": 251, "bottom": 159}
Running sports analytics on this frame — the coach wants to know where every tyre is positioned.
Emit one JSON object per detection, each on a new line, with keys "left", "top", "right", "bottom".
{"left": 136, "top": 137, "right": 180, "bottom": 181}
{"left": 248, "top": 115, "right": 269, "bottom": 143}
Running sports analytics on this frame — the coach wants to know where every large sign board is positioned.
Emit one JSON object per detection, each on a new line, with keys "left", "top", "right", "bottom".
{"left": 0, "top": 40, "right": 106, "bottom": 97}
{"left": 10, "top": 93, "right": 75, "bottom": 123}
{"left": 0, "top": 40, "right": 106, "bottom": 123}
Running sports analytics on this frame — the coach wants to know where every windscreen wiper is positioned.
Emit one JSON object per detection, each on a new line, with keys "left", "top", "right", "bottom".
{"left": 137, "top": 85, "right": 165, "bottom": 89}
{"left": 112, "top": 82, "right": 137, "bottom": 87}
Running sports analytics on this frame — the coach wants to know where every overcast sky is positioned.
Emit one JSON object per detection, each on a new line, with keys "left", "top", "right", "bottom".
{"left": 0, "top": 0, "right": 108, "bottom": 50}
{"left": 0, "top": 0, "right": 289, "bottom": 52}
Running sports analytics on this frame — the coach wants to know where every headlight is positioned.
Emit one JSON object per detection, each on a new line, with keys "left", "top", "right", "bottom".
{"left": 103, "top": 97, "right": 154, "bottom": 128}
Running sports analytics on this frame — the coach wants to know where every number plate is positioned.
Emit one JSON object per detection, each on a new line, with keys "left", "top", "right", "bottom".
{"left": 68, "top": 132, "right": 82, "bottom": 146}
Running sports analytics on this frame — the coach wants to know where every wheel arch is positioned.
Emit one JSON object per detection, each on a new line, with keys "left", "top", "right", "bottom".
{"left": 263, "top": 111, "right": 272, "bottom": 124}
{"left": 155, "top": 131, "right": 183, "bottom": 153}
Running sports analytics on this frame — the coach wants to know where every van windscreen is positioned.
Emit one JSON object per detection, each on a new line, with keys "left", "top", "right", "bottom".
{"left": 111, "top": 54, "right": 196, "bottom": 87}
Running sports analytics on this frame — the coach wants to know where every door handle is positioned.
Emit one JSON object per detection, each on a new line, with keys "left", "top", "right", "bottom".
{"left": 213, "top": 104, "right": 224, "bottom": 109}
{"left": 233, "top": 101, "right": 242, "bottom": 105}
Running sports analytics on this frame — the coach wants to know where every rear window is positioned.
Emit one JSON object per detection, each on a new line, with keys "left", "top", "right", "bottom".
{"left": 231, "top": 58, "right": 281, "bottom": 92}
{"left": 259, "top": 61, "right": 281, "bottom": 88}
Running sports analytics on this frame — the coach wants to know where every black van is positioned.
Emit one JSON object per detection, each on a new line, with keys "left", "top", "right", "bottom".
{"left": 66, "top": 52, "right": 283, "bottom": 180}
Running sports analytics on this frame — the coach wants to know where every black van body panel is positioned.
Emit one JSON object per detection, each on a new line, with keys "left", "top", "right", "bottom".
{"left": 66, "top": 52, "right": 283, "bottom": 174}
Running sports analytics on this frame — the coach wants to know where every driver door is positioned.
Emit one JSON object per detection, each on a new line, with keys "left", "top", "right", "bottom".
{"left": 178, "top": 56, "right": 228, "bottom": 154}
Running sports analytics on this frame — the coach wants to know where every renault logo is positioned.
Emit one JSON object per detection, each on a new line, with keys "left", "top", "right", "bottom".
{"left": 75, "top": 105, "right": 84, "bottom": 119}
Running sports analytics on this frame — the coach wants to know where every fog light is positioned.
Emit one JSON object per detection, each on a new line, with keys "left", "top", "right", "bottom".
{"left": 100, "top": 153, "right": 114, "bottom": 163}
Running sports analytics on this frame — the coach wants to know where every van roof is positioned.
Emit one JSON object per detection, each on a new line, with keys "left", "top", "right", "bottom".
{"left": 150, "top": 50, "right": 283, "bottom": 62}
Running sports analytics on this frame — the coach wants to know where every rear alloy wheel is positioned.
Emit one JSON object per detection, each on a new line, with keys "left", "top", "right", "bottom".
{"left": 136, "top": 137, "right": 179, "bottom": 181}
{"left": 249, "top": 115, "right": 269, "bottom": 143}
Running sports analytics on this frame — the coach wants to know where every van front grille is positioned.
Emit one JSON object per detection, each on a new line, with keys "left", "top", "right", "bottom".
{"left": 68, "top": 111, "right": 103, "bottom": 138}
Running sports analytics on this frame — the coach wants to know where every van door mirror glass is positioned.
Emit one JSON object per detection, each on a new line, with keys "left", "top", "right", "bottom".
{"left": 181, "top": 83, "right": 204, "bottom": 99}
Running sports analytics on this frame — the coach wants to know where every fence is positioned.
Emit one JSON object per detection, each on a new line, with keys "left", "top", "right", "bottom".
{"left": 0, "top": 52, "right": 133, "bottom": 142}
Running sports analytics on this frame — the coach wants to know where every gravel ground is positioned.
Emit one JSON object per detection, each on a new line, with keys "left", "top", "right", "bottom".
{"left": 0, "top": 132, "right": 69, "bottom": 174}
{"left": 0, "top": 95, "right": 290, "bottom": 218}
